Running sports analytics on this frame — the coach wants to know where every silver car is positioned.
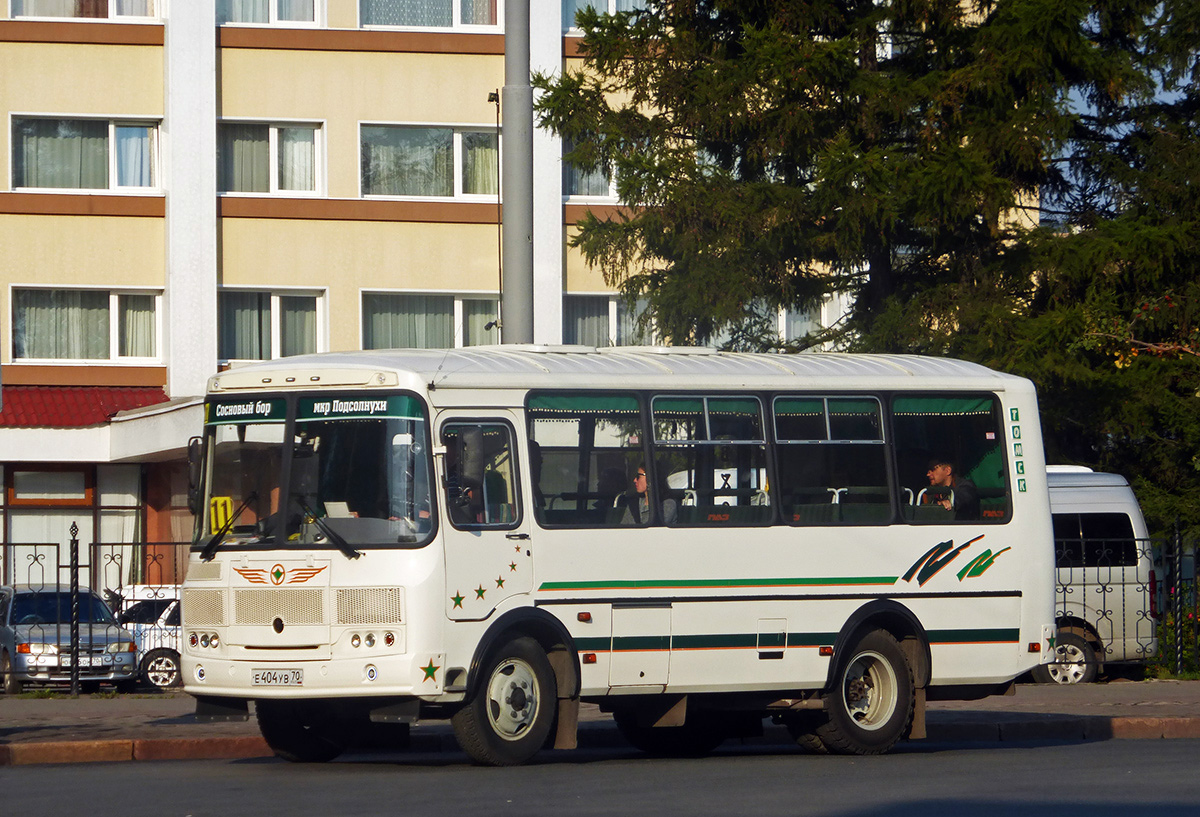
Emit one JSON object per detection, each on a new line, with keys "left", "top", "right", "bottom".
{"left": 0, "top": 585, "right": 139, "bottom": 694}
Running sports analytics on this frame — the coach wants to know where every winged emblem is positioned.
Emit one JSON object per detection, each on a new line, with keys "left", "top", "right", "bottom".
{"left": 233, "top": 565, "right": 327, "bottom": 585}
{"left": 234, "top": 567, "right": 270, "bottom": 584}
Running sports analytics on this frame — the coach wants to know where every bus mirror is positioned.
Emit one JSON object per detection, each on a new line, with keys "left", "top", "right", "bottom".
{"left": 187, "top": 436, "right": 203, "bottom": 516}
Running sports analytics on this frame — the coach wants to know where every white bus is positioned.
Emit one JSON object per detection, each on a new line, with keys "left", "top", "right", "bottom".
{"left": 182, "top": 346, "right": 1056, "bottom": 765}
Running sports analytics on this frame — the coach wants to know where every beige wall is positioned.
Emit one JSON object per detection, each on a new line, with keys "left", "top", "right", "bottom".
{"left": 0, "top": 42, "right": 163, "bottom": 187}
{"left": 219, "top": 49, "right": 502, "bottom": 199}
{"left": 564, "top": 225, "right": 616, "bottom": 292}
{"left": 220, "top": 217, "right": 503, "bottom": 351}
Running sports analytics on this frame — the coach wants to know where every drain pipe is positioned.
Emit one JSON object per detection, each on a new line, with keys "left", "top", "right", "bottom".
{"left": 500, "top": 0, "right": 534, "bottom": 344}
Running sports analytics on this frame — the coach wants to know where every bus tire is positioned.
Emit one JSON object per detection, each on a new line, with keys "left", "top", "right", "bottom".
{"left": 783, "top": 711, "right": 831, "bottom": 754}
{"left": 815, "top": 629, "right": 913, "bottom": 755}
{"left": 613, "top": 709, "right": 726, "bottom": 758}
{"left": 255, "top": 699, "right": 355, "bottom": 763}
{"left": 452, "top": 636, "right": 556, "bottom": 766}
{"left": 1032, "top": 631, "right": 1098, "bottom": 685}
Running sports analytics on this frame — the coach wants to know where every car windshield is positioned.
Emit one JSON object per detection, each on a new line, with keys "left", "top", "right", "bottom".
{"left": 10, "top": 592, "right": 116, "bottom": 626}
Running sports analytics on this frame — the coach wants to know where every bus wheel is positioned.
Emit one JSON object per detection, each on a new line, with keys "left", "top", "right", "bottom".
{"left": 452, "top": 637, "right": 555, "bottom": 766}
{"left": 613, "top": 709, "right": 725, "bottom": 757}
{"left": 256, "top": 699, "right": 355, "bottom": 763}
{"left": 1032, "top": 631, "right": 1098, "bottom": 685}
{"left": 782, "top": 711, "right": 831, "bottom": 754}
{"left": 815, "top": 629, "right": 913, "bottom": 755}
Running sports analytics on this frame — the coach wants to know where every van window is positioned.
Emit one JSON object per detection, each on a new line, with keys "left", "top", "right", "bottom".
{"left": 1052, "top": 512, "right": 1137, "bottom": 568}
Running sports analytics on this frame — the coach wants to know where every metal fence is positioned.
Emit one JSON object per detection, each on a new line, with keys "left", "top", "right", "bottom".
{"left": 1159, "top": 530, "right": 1199, "bottom": 676}
{"left": 2, "top": 536, "right": 191, "bottom": 693}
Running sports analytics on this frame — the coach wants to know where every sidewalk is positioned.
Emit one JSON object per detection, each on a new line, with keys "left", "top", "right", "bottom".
{"left": 3, "top": 679, "right": 1200, "bottom": 766}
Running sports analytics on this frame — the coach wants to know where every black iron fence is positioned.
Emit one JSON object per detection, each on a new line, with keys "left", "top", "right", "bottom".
{"left": 1157, "top": 530, "right": 1199, "bottom": 676}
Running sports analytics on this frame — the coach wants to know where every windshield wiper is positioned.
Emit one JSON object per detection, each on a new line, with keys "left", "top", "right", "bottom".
{"left": 199, "top": 491, "right": 257, "bottom": 562}
{"left": 296, "top": 498, "right": 361, "bottom": 560}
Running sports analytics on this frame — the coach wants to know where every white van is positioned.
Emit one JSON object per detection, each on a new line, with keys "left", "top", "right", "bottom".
{"left": 1037, "top": 466, "right": 1159, "bottom": 684}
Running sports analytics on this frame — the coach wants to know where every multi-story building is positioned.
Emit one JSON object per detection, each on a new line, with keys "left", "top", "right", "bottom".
{"left": 0, "top": 0, "right": 828, "bottom": 587}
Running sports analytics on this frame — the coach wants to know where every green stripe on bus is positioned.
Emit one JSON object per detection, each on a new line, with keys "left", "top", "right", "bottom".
{"left": 613, "top": 635, "right": 671, "bottom": 651}
{"left": 927, "top": 628, "right": 1019, "bottom": 643}
{"left": 538, "top": 577, "right": 897, "bottom": 591}
{"left": 577, "top": 632, "right": 842, "bottom": 652}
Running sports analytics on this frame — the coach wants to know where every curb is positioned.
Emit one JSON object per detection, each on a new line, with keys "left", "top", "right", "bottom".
{"left": 4, "top": 716, "right": 1199, "bottom": 766}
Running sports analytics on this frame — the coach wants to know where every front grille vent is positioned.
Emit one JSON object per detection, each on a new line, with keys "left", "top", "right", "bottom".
{"left": 234, "top": 588, "right": 324, "bottom": 625}
{"left": 183, "top": 589, "right": 225, "bottom": 626}
{"left": 336, "top": 587, "right": 404, "bottom": 625}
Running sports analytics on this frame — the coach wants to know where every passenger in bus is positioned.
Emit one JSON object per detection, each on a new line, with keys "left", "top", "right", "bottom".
{"left": 620, "top": 465, "right": 678, "bottom": 525}
{"left": 925, "top": 458, "right": 980, "bottom": 520}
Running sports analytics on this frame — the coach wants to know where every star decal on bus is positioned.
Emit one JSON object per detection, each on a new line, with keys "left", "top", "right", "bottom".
{"left": 451, "top": 591, "right": 465, "bottom": 609}
{"left": 421, "top": 659, "right": 440, "bottom": 682}
{"left": 496, "top": 576, "right": 505, "bottom": 588}
{"left": 509, "top": 562, "right": 518, "bottom": 572}
{"left": 475, "top": 585, "right": 487, "bottom": 600}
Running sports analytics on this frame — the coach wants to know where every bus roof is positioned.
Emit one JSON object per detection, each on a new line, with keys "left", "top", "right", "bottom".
{"left": 208, "top": 346, "right": 1027, "bottom": 395}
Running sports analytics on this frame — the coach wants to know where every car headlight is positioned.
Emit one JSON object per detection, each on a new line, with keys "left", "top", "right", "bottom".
{"left": 19, "top": 643, "right": 58, "bottom": 655}
{"left": 107, "top": 641, "right": 137, "bottom": 654}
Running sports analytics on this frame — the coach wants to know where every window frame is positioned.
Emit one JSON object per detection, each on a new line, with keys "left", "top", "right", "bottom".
{"left": 358, "top": 0, "right": 503, "bottom": 31}
{"left": 9, "top": 285, "right": 162, "bottom": 364}
{"left": 9, "top": 0, "right": 159, "bottom": 20}
{"left": 10, "top": 116, "right": 161, "bottom": 193}
{"left": 360, "top": 289, "right": 500, "bottom": 350}
{"left": 217, "top": 119, "right": 324, "bottom": 197}
{"left": 359, "top": 122, "right": 500, "bottom": 201}
{"left": 217, "top": 287, "right": 326, "bottom": 364}
{"left": 216, "top": 0, "right": 322, "bottom": 26}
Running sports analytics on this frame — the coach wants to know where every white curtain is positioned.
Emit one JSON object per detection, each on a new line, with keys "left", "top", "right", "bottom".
{"left": 564, "top": 295, "right": 610, "bottom": 346}
{"left": 219, "top": 124, "right": 269, "bottom": 192}
{"left": 279, "top": 127, "right": 316, "bottom": 191}
{"left": 8, "top": 511, "right": 96, "bottom": 589}
{"left": 115, "top": 0, "right": 153, "bottom": 15}
{"left": 563, "top": 0, "right": 604, "bottom": 27}
{"left": 13, "top": 119, "right": 108, "bottom": 189}
{"left": 362, "top": 126, "right": 453, "bottom": 196}
{"left": 218, "top": 0, "right": 268, "bottom": 23}
{"left": 278, "top": 0, "right": 314, "bottom": 20}
{"left": 14, "top": 289, "right": 110, "bottom": 359}
{"left": 219, "top": 291, "right": 271, "bottom": 360}
{"left": 463, "top": 299, "right": 499, "bottom": 346}
{"left": 115, "top": 126, "right": 153, "bottom": 187}
{"left": 13, "top": 0, "right": 92, "bottom": 17}
{"left": 280, "top": 296, "right": 317, "bottom": 356}
{"left": 563, "top": 138, "right": 610, "bottom": 197}
{"left": 459, "top": 0, "right": 495, "bottom": 24}
{"left": 361, "top": 0, "right": 451, "bottom": 26}
{"left": 363, "top": 293, "right": 454, "bottom": 349}
{"left": 462, "top": 132, "right": 498, "bottom": 195}
{"left": 118, "top": 294, "right": 156, "bottom": 358}
{"left": 617, "top": 297, "right": 652, "bottom": 346}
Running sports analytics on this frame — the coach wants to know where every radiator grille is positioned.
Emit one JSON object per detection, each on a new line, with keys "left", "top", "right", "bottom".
{"left": 183, "top": 589, "right": 225, "bottom": 626}
{"left": 185, "top": 561, "right": 222, "bottom": 581}
{"left": 336, "top": 588, "right": 404, "bottom": 625}
{"left": 234, "top": 588, "right": 325, "bottom": 625}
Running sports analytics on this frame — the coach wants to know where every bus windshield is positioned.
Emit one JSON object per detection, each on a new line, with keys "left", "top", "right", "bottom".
{"left": 200, "top": 394, "right": 433, "bottom": 550}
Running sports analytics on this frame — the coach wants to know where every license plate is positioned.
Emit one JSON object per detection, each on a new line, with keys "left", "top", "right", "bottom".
{"left": 60, "top": 656, "right": 104, "bottom": 667}
{"left": 252, "top": 668, "right": 303, "bottom": 686}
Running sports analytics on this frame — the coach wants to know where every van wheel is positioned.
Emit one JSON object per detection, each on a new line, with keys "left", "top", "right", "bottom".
{"left": 813, "top": 629, "right": 913, "bottom": 755}
{"left": 256, "top": 699, "right": 357, "bottom": 763}
{"left": 1032, "top": 631, "right": 1098, "bottom": 685}
{"left": 452, "top": 637, "right": 556, "bottom": 766}
{"left": 1, "top": 653, "right": 21, "bottom": 695}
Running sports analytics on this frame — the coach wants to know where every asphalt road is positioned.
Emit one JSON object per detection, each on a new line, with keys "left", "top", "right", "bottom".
{"left": 10, "top": 738, "right": 1200, "bottom": 817}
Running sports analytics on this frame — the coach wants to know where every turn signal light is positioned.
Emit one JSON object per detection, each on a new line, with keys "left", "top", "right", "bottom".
{"left": 819, "top": 646, "right": 834, "bottom": 657}
{"left": 582, "top": 653, "right": 597, "bottom": 664}
{"left": 1028, "top": 642, "right": 1041, "bottom": 653}
{"left": 577, "top": 612, "right": 592, "bottom": 623}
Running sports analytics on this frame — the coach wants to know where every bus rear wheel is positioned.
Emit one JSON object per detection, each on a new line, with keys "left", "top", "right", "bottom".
{"left": 813, "top": 629, "right": 913, "bottom": 755}
{"left": 452, "top": 637, "right": 556, "bottom": 766}
{"left": 255, "top": 699, "right": 357, "bottom": 763}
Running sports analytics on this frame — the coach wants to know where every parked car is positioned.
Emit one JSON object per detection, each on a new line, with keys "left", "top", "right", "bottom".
{"left": 0, "top": 584, "right": 139, "bottom": 694}
{"left": 115, "top": 587, "right": 182, "bottom": 688}
{"left": 1036, "top": 466, "right": 1160, "bottom": 684}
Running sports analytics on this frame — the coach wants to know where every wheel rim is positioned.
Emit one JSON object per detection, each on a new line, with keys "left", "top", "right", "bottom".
{"left": 146, "top": 655, "right": 179, "bottom": 687}
{"left": 1047, "top": 642, "right": 1088, "bottom": 684}
{"left": 485, "top": 657, "right": 540, "bottom": 741}
{"left": 841, "top": 650, "right": 898, "bottom": 731}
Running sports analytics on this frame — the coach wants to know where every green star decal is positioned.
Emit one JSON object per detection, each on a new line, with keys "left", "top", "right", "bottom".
{"left": 496, "top": 575, "right": 505, "bottom": 588}
{"left": 451, "top": 591, "right": 464, "bottom": 609}
{"left": 509, "top": 562, "right": 518, "bottom": 572}
{"left": 1047, "top": 633, "right": 1056, "bottom": 650}
{"left": 475, "top": 585, "right": 487, "bottom": 599}
{"left": 420, "top": 659, "right": 440, "bottom": 682}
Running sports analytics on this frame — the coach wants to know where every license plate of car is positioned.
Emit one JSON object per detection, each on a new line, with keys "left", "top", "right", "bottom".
{"left": 252, "top": 668, "right": 303, "bottom": 686}
{"left": 60, "top": 656, "right": 103, "bottom": 667}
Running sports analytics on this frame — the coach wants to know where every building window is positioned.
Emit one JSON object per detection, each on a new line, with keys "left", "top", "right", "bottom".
{"left": 362, "top": 292, "right": 498, "bottom": 350}
{"left": 563, "top": 294, "right": 652, "bottom": 346}
{"left": 218, "top": 0, "right": 316, "bottom": 24}
{"left": 11, "top": 0, "right": 156, "bottom": 18}
{"left": 218, "top": 123, "right": 319, "bottom": 194}
{"left": 360, "top": 0, "right": 497, "bottom": 28}
{"left": 361, "top": 126, "right": 498, "bottom": 198}
{"left": 12, "top": 118, "right": 157, "bottom": 191}
{"left": 563, "top": 0, "right": 641, "bottom": 30}
{"left": 12, "top": 289, "right": 158, "bottom": 361}
{"left": 563, "top": 139, "right": 613, "bottom": 199}
{"left": 218, "top": 290, "right": 319, "bottom": 361}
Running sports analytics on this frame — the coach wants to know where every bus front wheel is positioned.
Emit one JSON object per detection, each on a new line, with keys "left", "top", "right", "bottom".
{"left": 452, "top": 636, "right": 556, "bottom": 766}
{"left": 814, "top": 629, "right": 914, "bottom": 755}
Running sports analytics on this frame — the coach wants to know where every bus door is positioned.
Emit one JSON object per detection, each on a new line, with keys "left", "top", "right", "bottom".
{"left": 437, "top": 415, "right": 533, "bottom": 621}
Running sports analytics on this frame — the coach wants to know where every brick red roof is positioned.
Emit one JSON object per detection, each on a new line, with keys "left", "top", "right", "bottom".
{"left": 0, "top": 386, "right": 170, "bottom": 428}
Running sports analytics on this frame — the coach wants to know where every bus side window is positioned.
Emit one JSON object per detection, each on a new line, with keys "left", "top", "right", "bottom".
{"left": 441, "top": 423, "right": 519, "bottom": 529}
